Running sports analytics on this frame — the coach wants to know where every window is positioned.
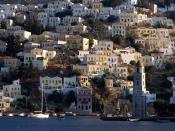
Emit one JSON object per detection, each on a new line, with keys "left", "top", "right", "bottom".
{"left": 137, "top": 81, "right": 139, "bottom": 85}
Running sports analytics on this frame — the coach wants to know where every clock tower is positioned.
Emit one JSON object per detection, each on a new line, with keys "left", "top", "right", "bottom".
{"left": 133, "top": 61, "right": 147, "bottom": 118}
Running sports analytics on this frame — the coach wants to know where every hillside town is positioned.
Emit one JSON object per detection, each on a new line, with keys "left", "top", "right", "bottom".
{"left": 0, "top": 0, "right": 174, "bottom": 119}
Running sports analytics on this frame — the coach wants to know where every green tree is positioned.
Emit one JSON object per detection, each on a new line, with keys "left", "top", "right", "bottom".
{"left": 64, "top": 91, "right": 76, "bottom": 107}
{"left": 91, "top": 77, "right": 105, "bottom": 89}
{"left": 154, "top": 99, "right": 168, "bottom": 114}
{"left": 87, "top": 19, "right": 105, "bottom": 40}
{"left": 160, "top": 79, "right": 172, "bottom": 89}
{"left": 169, "top": 104, "right": 175, "bottom": 113}
{"left": 130, "top": 60, "right": 136, "bottom": 66}
{"left": 0, "top": 20, "right": 7, "bottom": 29}
{"left": 111, "top": 35, "right": 123, "bottom": 44}
{"left": 55, "top": 9, "right": 73, "bottom": 18}
{"left": 15, "top": 97, "right": 27, "bottom": 109}
{"left": 107, "top": 16, "right": 119, "bottom": 23}
{"left": 72, "top": 69, "right": 82, "bottom": 76}
{"left": 102, "top": 0, "right": 126, "bottom": 7}
{"left": 24, "top": 18, "right": 44, "bottom": 34}
{"left": 48, "top": 91, "right": 64, "bottom": 104}
{"left": 71, "top": 0, "right": 82, "bottom": 3}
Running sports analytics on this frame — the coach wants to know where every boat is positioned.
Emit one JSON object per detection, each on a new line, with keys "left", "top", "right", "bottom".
{"left": 156, "top": 119, "right": 170, "bottom": 123}
{"left": 29, "top": 85, "right": 49, "bottom": 119}
{"left": 58, "top": 113, "right": 65, "bottom": 119}
{"left": 8, "top": 113, "right": 14, "bottom": 116}
{"left": 0, "top": 113, "right": 3, "bottom": 116}
{"left": 96, "top": 114, "right": 100, "bottom": 117}
{"left": 128, "top": 118, "right": 140, "bottom": 122}
{"left": 29, "top": 112, "right": 49, "bottom": 119}
{"left": 18, "top": 113, "right": 26, "bottom": 117}
{"left": 53, "top": 113, "right": 57, "bottom": 117}
{"left": 65, "top": 112, "right": 76, "bottom": 116}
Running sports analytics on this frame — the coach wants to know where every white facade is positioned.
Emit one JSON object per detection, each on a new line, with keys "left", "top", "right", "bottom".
{"left": 4, "top": 57, "right": 20, "bottom": 70}
{"left": 107, "top": 53, "right": 118, "bottom": 68}
{"left": 62, "top": 16, "right": 83, "bottom": 25}
{"left": 73, "top": 6, "right": 87, "bottom": 17}
{"left": 38, "top": 12, "right": 48, "bottom": 28}
{"left": 3, "top": 80, "right": 21, "bottom": 98}
{"left": 129, "top": 88, "right": 156, "bottom": 104}
{"left": 31, "top": 48, "right": 56, "bottom": 60}
{"left": 14, "top": 30, "right": 31, "bottom": 41}
{"left": 112, "top": 23, "right": 126, "bottom": 37}
{"left": 63, "top": 76, "right": 77, "bottom": 87}
{"left": 94, "top": 41, "right": 113, "bottom": 51}
{"left": 114, "top": 47, "right": 141, "bottom": 64}
{"left": 40, "top": 76, "right": 62, "bottom": 93}
{"left": 24, "top": 42, "right": 40, "bottom": 51}
{"left": 48, "top": 17, "right": 61, "bottom": 27}
{"left": 23, "top": 52, "right": 48, "bottom": 70}
{"left": 78, "top": 50, "right": 89, "bottom": 62}
{"left": 150, "top": 17, "right": 174, "bottom": 27}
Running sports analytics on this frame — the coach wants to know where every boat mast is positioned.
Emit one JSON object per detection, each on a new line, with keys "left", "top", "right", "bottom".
{"left": 41, "top": 84, "right": 43, "bottom": 113}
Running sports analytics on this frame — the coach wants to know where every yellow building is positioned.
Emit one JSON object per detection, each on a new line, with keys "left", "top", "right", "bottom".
{"left": 66, "top": 35, "right": 89, "bottom": 50}
{"left": 78, "top": 75, "right": 90, "bottom": 87}
{"left": 115, "top": 65, "right": 128, "bottom": 78}
{"left": 134, "top": 27, "right": 169, "bottom": 38}
{"left": 86, "top": 54, "right": 107, "bottom": 65}
{"left": 0, "top": 92, "right": 11, "bottom": 112}
{"left": 73, "top": 65, "right": 88, "bottom": 75}
{"left": 120, "top": 12, "right": 147, "bottom": 27}
{"left": 105, "top": 77, "right": 113, "bottom": 89}
{"left": 87, "top": 64, "right": 109, "bottom": 74}
{"left": 92, "top": 2, "right": 103, "bottom": 10}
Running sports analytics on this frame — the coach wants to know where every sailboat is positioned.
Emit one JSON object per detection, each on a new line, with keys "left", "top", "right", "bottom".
{"left": 29, "top": 85, "right": 49, "bottom": 119}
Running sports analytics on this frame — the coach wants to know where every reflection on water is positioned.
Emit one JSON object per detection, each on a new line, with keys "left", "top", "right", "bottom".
{"left": 0, "top": 116, "right": 174, "bottom": 131}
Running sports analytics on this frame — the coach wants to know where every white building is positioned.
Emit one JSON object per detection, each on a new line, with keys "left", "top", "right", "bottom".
{"left": 149, "top": 17, "right": 174, "bottom": 27}
{"left": 3, "top": 57, "right": 20, "bottom": 70}
{"left": 31, "top": 48, "right": 56, "bottom": 60}
{"left": 63, "top": 76, "right": 77, "bottom": 87}
{"left": 62, "top": 16, "right": 83, "bottom": 25}
{"left": 94, "top": 41, "right": 113, "bottom": 51}
{"left": 3, "top": 80, "right": 21, "bottom": 98}
{"left": 114, "top": 46, "right": 141, "bottom": 64}
{"left": 112, "top": 23, "right": 126, "bottom": 37}
{"left": 78, "top": 50, "right": 89, "bottom": 62}
{"left": 24, "top": 42, "right": 40, "bottom": 51}
{"left": 107, "top": 53, "right": 119, "bottom": 69}
{"left": 14, "top": 30, "right": 31, "bottom": 41}
{"left": 48, "top": 17, "right": 61, "bottom": 27}
{"left": 40, "top": 76, "right": 62, "bottom": 93}
{"left": 145, "top": 91, "right": 156, "bottom": 103}
{"left": 73, "top": 5, "right": 87, "bottom": 17}
{"left": 23, "top": 52, "right": 48, "bottom": 70}
{"left": 38, "top": 12, "right": 48, "bottom": 28}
